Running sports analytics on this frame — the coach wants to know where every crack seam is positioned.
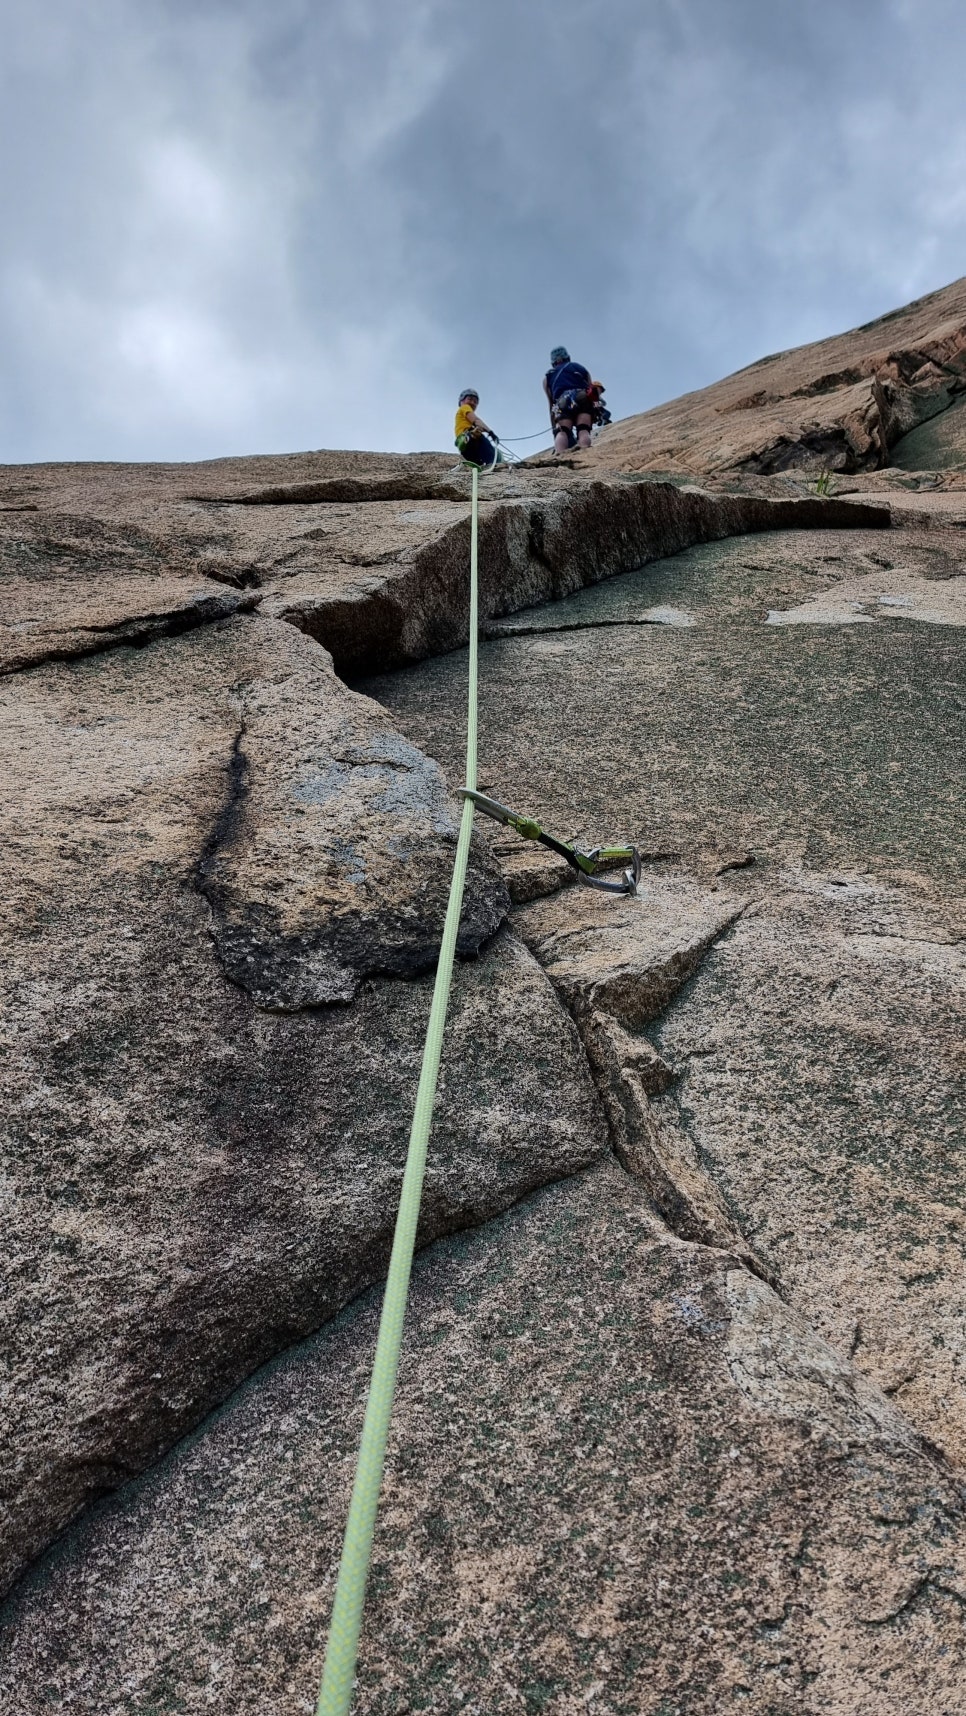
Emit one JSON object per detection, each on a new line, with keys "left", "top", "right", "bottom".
{"left": 482, "top": 615, "right": 694, "bottom": 640}
{"left": 0, "top": 594, "right": 261, "bottom": 680}
{"left": 514, "top": 906, "right": 772, "bottom": 1286}
{"left": 862, "top": 1573, "right": 966, "bottom": 1626}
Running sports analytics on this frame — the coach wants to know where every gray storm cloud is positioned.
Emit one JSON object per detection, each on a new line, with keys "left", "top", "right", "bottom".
{"left": 2, "top": 0, "right": 965, "bottom": 460}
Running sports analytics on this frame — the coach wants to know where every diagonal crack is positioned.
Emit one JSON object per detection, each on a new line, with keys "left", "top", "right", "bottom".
{"left": 861, "top": 1572, "right": 966, "bottom": 1626}
{"left": 1, "top": 591, "right": 262, "bottom": 679}
{"left": 515, "top": 897, "right": 774, "bottom": 1282}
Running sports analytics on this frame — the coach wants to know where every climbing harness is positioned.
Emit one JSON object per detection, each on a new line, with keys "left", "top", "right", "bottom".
{"left": 456, "top": 440, "right": 501, "bottom": 469}
{"left": 455, "top": 437, "right": 527, "bottom": 469}
{"left": 315, "top": 455, "right": 640, "bottom": 1716}
{"left": 461, "top": 789, "right": 641, "bottom": 895}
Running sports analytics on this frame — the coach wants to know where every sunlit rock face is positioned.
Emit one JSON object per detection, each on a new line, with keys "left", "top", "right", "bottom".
{"left": 1, "top": 282, "right": 964, "bottom": 1712}
{"left": 590, "top": 272, "right": 966, "bottom": 478}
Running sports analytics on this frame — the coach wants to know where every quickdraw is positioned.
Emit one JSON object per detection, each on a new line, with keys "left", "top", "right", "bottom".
{"left": 460, "top": 789, "right": 642, "bottom": 896}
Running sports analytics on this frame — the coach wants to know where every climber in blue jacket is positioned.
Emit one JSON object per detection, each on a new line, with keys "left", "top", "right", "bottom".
{"left": 543, "top": 347, "right": 601, "bottom": 454}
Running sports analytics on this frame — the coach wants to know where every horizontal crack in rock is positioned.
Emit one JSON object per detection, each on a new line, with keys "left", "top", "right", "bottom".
{"left": 188, "top": 477, "right": 469, "bottom": 506}
{"left": 270, "top": 483, "right": 892, "bottom": 677}
{"left": 0, "top": 590, "right": 261, "bottom": 679}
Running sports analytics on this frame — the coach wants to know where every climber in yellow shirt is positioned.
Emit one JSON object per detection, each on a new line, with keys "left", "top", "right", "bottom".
{"left": 454, "top": 389, "right": 502, "bottom": 467}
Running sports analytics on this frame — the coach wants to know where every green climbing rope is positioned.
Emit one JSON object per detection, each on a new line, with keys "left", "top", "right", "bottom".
{"left": 314, "top": 466, "right": 481, "bottom": 1716}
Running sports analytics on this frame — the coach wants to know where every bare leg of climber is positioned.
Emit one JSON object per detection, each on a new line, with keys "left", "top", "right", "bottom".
{"left": 576, "top": 413, "right": 593, "bottom": 449}
{"left": 554, "top": 415, "right": 573, "bottom": 455}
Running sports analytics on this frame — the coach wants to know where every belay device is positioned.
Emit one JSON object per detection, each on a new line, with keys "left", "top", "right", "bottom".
{"left": 461, "top": 790, "right": 642, "bottom": 896}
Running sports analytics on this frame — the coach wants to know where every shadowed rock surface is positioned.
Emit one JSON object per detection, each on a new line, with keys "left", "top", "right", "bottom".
{"left": 2, "top": 1165, "right": 964, "bottom": 1715}
{"left": 364, "top": 522, "right": 966, "bottom": 1475}
{"left": 892, "top": 390, "right": 966, "bottom": 471}
{"left": 2, "top": 281, "right": 965, "bottom": 1710}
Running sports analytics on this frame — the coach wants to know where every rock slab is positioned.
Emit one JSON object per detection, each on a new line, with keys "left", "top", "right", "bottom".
{"left": 2, "top": 1165, "right": 963, "bottom": 1715}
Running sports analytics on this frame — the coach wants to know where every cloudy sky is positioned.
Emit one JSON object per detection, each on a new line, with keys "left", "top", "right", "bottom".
{"left": 3, "top": 0, "right": 965, "bottom": 464}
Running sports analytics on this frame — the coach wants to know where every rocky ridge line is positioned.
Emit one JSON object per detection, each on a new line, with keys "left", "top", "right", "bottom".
{"left": 591, "top": 272, "right": 966, "bottom": 477}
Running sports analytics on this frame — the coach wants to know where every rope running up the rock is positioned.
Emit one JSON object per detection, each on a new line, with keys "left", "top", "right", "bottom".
{"left": 314, "top": 466, "right": 482, "bottom": 1716}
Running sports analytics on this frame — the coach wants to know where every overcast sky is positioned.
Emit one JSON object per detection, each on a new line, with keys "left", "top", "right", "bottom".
{"left": 3, "top": 0, "right": 965, "bottom": 464}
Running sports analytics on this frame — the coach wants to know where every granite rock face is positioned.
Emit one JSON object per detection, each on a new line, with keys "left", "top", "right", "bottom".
{"left": 1, "top": 451, "right": 889, "bottom": 677}
{"left": 892, "top": 389, "right": 966, "bottom": 470}
{"left": 591, "top": 273, "right": 966, "bottom": 478}
{"left": 514, "top": 882, "right": 764, "bottom": 1270}
{"left": 194, "top": 622, "right": 508, "bottom": 1006}
{"left": 2, "top": 1165, "right": 964, "bottom": 1715}
{"left": 368, "top": 519, "right": 966, "bottom": 1478}
{"left": 0, "top": 611, "right": 605, "bottom": 1592}
{"left": 650, "top": 872, "right": 966, "bottom": 1463}
{"left": 2, "top": 283, "right": 966, "bottom": 1710}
